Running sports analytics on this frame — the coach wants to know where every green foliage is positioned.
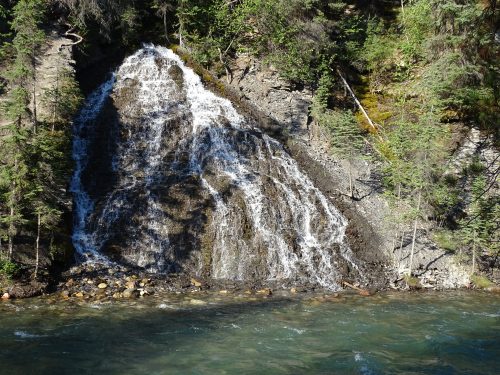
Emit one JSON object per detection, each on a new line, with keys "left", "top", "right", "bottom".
{"left": 0, "top": 4, "right": 12, "bottom": 64}
{"left": 0, "top": 0, "right": 81, "bottom": 274}
{"left": 403, "top": 274, "right": 421, "bottom": 288}
{"left": 6, "top": 0, "right": 45, "bottom": 125}
{"left": 42, "top": 68, "right": 83, "bottom": 128}
{"left": 311, "top": 101, "right": 364, "bottom": 158}
{"left": 361, "top": 20, "right": 397, "bottom": 84}
{"left": 458, "top": 170, "right": 499, "bottom": 259}
{"left": 362, "top": 0, "right": 499, "bottom": 130}
{"left": 176, "top": 0, "right": 360, "bottom": 88}
{"left": 432, "top": 229, "right": 458, "bottom": 252}
{"left": 0, "top": 255, "right": 18, "bottom": 278}
{"left": 470, "top": 274, "right": 493, "bottom": 289}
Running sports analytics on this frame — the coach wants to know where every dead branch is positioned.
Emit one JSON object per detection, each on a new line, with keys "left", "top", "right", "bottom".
{"left": 58, "top": 22, "right": 83, "bottom": 52}
{"left": 336, "top": 68, "right": 381, "bottom": 135}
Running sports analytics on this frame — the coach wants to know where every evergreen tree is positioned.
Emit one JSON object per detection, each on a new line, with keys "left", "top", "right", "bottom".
{"left": 0, "top": 0, "right": 45, "bottom": 263}
{"left": 311, "top": 101, "right": 365, "bottom": 199}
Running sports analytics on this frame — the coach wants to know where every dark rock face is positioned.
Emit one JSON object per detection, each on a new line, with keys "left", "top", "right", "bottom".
{"left": 73, "top": 45, "right": 368, "bottom": 290}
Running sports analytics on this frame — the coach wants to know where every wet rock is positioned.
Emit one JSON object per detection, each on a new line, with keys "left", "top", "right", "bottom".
{"left": 122, "top": 288, "right": 138, "bottom": 298}
{"left": 189, "top": 299, "right": 207, "bottom": 305}
{"left": 486, "top": 286, "right": 500, "bottom": 293}
{"left": 1, "top": 293, "right": 10, "bottom": 300}
{"left": 60, "top": 291, "right": 70, "bottom": 299}
{"left": 75, "top": 292, "right": 84, "bottom": 298}
{"left": 256, "top": 288, "right": 272, "bottom": 296}
{"left": 97, "top": 283, "right": 108, "bottom": 289}
{"left": 322, "top": 293, "right": 341, "bottom": 301}
{"left": 190, "top": 278, "right": 202, "bottom": 287}
{"left": 125, "top": 280, "right": 136, "bottom": 289}
{"left": 8, "top": 281, "right": 46, "bottom": 299}
{"left": 219, "top": 290, "right": 229, "bottom": 294}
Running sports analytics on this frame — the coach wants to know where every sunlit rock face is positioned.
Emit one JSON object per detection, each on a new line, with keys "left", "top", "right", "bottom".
{"left": 71, "top": 45, "right": 362, "bottom": 290}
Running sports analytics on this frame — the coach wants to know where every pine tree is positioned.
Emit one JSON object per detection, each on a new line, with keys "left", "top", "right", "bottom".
{"left": 0, "top": 0, "right": 45, "bottom": 263}
{"left": 311, "top": 101, "right": 365, "bottom": 199}
{"left": 379, "top": 110, "right": 449, "bottom": 277}
{"left": 9, "top": 0, "right": 45, "bottom": 131}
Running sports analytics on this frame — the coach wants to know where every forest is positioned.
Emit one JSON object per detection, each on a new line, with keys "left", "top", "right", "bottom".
{"left": 0, "top": 0, "right": 498, "bottom": 288}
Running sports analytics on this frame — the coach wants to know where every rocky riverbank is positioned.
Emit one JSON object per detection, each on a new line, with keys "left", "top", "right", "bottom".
{"left": 3, "top": 259, "right": 500, "bottom": 303}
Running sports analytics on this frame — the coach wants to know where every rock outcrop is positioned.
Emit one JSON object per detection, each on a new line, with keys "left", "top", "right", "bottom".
{"left": 222, "top": 55, "right": 473, "bottom": 289}
{"left": 75, "top": 46, "right": 372, "bottom": 291}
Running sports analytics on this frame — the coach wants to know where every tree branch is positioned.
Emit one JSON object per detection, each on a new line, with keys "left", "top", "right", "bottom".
{"left": 58, "top": 23, "right": 83, "bottom": 52}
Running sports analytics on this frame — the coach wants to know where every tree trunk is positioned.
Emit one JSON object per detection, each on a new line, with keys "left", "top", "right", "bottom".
{"left": 34, "top": 212, "right": 41, "bottom": 279}
{"left": 392, "top": 183, "right": 402, "bottom": 253}
{"left": 399, "top": 230, "right": 405, "bottom": 271}
{"left": 163, "top": 12, "right": 170, "bottom": 43}
{"left": 32, "top": 81, "right": 37, "bottom": 133}
{"left": 52, "top": 64, "right": 60, "bottom": 132}
{"left": 336, "top": 69, "right": 380, "bottom": 135}
{"left": 348, "top": 163, "right": 354, "bottom": 199}
{"left": 179, "top": 22, "right": 184, "bottom": 48}
{"left": 32, "top": 40, "right": 38, "bottom": 133}
{"left": 8, "top": 206, "right": 14, "bottom": 260}
{"left": 471, "top": 231, "right": 476, "bottom": 275}
{"left": 8, "top": 156, "right": 18, "bottom": 261}
{"left": 408, "top": 190, "right": 422, "bottom": 276}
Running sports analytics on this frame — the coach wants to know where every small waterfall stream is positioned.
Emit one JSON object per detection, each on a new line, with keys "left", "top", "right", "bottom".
{"left": 71, "top": 45, "right": 361, "bottom": 289}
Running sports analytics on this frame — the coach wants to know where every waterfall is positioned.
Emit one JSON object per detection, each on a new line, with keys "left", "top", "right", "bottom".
{"left": 71, "top": 45, "right": 362, "bottom": 289}
{"left": 71, "top": 75, "right": 115, "bottom": 260}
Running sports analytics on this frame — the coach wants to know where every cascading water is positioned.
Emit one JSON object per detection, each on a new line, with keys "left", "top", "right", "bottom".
{"left": 71, "top": 75, "right": 115, "bottom": 259}
{"left": 71, "top": 45, "right": 362, "bottom": 289}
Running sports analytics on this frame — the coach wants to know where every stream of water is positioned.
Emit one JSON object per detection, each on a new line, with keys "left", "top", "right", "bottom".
{"left": 69, "top": 45, "right": 361, "bottom": 288}
{"left": 1, "top": 291, "right": 498, "bottom": 374}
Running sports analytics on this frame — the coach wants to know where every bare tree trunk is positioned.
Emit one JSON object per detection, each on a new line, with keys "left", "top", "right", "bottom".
{"left": 471, "top": 231, "right": 476, "bottom": 275}
{"left": 399, "top": 230, "right": 405, "bottom": 271}
{"left": 179, "top": 23, "right": 184, "bottom": 48}
{"left": 163, "top": 12, "right": 170, "bottom": 43}
{"left": 8, "top": 156, "right": 18, "bottom": 261}
{"left": 32, "top": 39, "right": 38, "bottom": 133}
{"left": 348, "top": 163, "right": 354, "bottom": 199}
{"left": 52, "top": 63, "right": 60, "bottom": 132}
{"left": 218, "top": 47, "right": 232, "bottom": 84}
{"left": 34, "top": 212, "right": 41, "bottom": 279}
{"left": 8, "top": 205, "right": 14, "bottom": 261}
{"left": 408, "top": 190, "right": 422, "bottom": 276}
{"left": 32, "top": 78, "right": 37, "bottom": 133}
{"left": 336, "top": 69, "right": 380, "bottom": 135}
{"left": 392, "top": 183, "right": 402, "bottom": 252}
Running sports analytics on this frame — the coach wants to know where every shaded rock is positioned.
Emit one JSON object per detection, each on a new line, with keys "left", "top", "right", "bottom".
{"left": 189, "top": 299, "right": 207, "bottom": 305}
{"left": 60, "top": 291, "right": 70, "bottom": 299}
{"left": 122, "top": 288, "right": 138, "bottom": 298}
{"left": 191, "top": 278, "right": 202, "bottom": 287}
{"left": 125, "top": 280, "right": 136, "bottom": 289}
{"left": 256, "top": 288, "right": 272, "bottom": 296}
{"left": 8, "top": 281, "right": 46, "bottom": 299}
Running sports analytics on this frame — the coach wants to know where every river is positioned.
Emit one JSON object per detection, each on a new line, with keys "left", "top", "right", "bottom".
{"left": 1, "top": 291, "right": 498, "bottom": 374}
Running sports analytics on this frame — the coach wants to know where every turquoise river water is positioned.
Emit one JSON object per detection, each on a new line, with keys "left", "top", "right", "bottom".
{"left": 0, "top": 291, "right": 499, "bottom": 374}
